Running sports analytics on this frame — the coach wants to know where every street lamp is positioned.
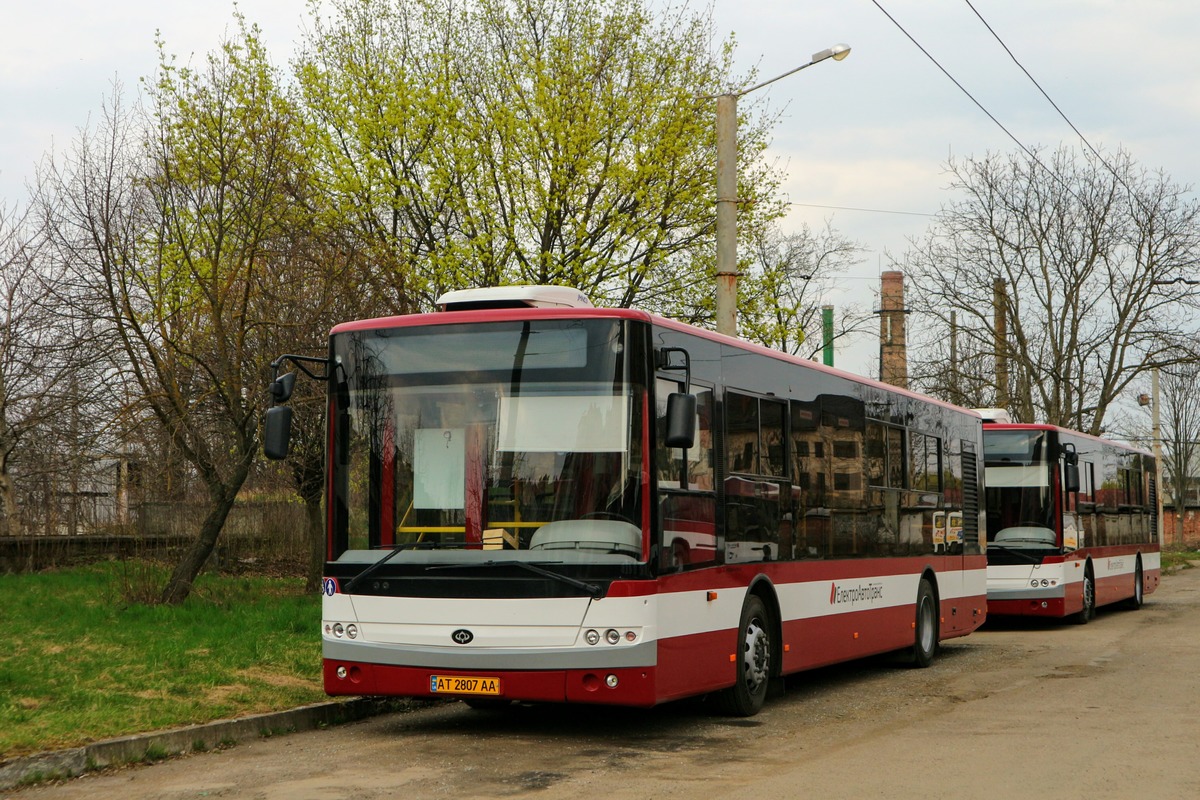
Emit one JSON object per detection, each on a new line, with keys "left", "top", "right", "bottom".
{"left": 715, "top": 43, "right": 851, "bottom": 337}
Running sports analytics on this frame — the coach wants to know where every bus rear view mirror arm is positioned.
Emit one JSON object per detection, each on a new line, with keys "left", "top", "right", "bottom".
{"left": 262, "top": 354, "right": 331, "bottom": 460}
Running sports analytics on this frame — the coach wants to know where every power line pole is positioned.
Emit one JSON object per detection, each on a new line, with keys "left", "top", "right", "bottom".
{"left": 993, "top": 278, "right": 1008, "bottom": 410}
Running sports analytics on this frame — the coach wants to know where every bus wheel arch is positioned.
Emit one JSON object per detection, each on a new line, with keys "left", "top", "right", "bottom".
{"left": 910, "top": 571, "right": 939, "bottom": 668}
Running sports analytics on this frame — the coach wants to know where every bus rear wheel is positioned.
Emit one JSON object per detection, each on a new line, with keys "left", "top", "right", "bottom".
{"left": 715, "top": 594, "right": 773, "bottom": 717}
{"left": 1124, "top": 557, "right": 1144, "bottom": 610}
{"left": 909, "top": 577, "right": 938, "bottom": 668}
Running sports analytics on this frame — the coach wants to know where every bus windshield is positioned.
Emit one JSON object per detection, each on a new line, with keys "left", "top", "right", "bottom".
{"left": 984, "top": 430, "right": 1057, "bottom": 549}
{"left": 329, "top": 318, "right": 645, "bottom": 565}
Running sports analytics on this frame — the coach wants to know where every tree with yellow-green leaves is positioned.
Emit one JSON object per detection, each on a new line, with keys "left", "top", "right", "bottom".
{"left": 295, "top": 0, "right": 784, "bottom": 317}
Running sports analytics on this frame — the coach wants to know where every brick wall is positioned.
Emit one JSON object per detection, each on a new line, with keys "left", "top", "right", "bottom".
{"left": 1163, "top": 506, "right": 1200, "bottom": 548}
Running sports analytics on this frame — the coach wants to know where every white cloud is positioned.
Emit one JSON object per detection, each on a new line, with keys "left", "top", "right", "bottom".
{"left": 3, "top": 0, "right": 1198, "bottom": 374}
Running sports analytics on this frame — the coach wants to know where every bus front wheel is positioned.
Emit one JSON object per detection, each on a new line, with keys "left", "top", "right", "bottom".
{"left": 715, "top": 594, "right": 773, "bottom": 717}
{"left": 1073, "top": 565, "right": 1096, "bottom": 624}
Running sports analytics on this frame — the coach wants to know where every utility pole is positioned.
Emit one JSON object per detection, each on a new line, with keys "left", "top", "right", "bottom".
{"left": 711, "top": 44, "right": 851, "bottom": 337}
{"left": 949, "top": 310, "right": 959, "bottom": 406}
{"left": 1152, "top": 368, "right": 1165, "bottom": 547}
{"left": 993, "top": 278, "right": 1008, "bottom": 409}
{"left": 714, "top": 93, "right": 738, "bottom": 336}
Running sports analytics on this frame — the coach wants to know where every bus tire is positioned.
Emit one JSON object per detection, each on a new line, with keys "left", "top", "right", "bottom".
{"left": 715, "top": 594, "right": 773, "bottom": 717}
{"left": 910, "top": 577, "right": 938, "bottom": 668}
{"left": 1073, "top": 565, "right": 1096, "bottom": 625}
{"left": 1124, "top": 557, "right": 1144, "bottom": 610}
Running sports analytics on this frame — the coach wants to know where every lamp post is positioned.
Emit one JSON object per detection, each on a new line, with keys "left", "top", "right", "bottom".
{"left": 714, "top": 43, "right": 851, "bottom": 337}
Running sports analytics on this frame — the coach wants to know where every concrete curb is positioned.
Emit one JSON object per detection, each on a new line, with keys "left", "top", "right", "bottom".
{"left": 0, "top": 697, "right": 415, "bottom": 792}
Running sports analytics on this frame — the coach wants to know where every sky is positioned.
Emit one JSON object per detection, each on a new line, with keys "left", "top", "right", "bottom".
{"left": 3, "top": 1, "right": 1199, "bottom": 380}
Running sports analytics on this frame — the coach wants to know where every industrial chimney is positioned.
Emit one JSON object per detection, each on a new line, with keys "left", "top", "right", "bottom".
{"left": 878, "top": 271, "right": 908, "bottom": 389}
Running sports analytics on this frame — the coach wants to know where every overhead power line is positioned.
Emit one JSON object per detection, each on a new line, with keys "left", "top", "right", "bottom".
{"left": 789, "top": 202, "right": 933, "bottom": 218}
{"left": 868, "top": 1, "right": 1046, "bottom": 166}
{"left": 868, "top": 0, "right": 1085, "bottom": 204}
{"left": 961, "top": 0, "right": 1152, "bottom": 211}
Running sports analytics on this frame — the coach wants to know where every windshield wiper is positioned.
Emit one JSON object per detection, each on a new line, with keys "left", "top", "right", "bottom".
{"left": 343, "top": 541, "right": 458, "bottom": 593}
{"left": 427, "top": 559, "right": 605, "bottom": 600}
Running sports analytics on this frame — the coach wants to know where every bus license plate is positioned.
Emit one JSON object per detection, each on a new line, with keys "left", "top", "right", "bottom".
{"left": 429, "top": 675, "right": 502, "bottom": 696}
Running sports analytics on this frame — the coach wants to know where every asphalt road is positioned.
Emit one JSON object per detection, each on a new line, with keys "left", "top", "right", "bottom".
{"left": 12, "top": 565, "right": 1200, "bottom": 800}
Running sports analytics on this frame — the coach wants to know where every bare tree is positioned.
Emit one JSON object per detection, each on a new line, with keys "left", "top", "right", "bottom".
{"left": 42, "top": 23, "right": 313, "bottom": 603}
{"left": 257, "top": 230, "right": 390, "bottom": 590}
{"left": 738, "top": 221, "right": 870, "bottom": 360}
{"left": 0, "top": 201, "right": 111, "bottom": 535}
{"left": 904, "top": 146, "right": 1200, "bottom": 433}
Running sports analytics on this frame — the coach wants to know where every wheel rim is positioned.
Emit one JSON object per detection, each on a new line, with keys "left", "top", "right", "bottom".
{"left": 742, "top": 617, "right": 770, "bottom": 693}
{"left": 918, "top": 595, "right": 936, "bottom": 653}
{"left": 1084, "top": 573, "right": 1094, "bottom": 612}
{"left": 1135, "top": 565, "right": 1143, "bottom": 603}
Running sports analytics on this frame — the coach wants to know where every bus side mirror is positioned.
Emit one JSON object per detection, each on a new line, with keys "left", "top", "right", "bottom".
{"left": 1064, "top": 462, "right": 1080, "bottom": 494}
{"left": 665, "top": 393, "right": 696, "bottom": 449}
{"left": 263, "top": 405, "right": 293, "bottom": 460}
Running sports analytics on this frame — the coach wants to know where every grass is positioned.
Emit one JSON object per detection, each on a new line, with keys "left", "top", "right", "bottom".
{"left": 1161, "top": 547, "right": 1200, "bottom": 571}
{"left": 0, "top": 561, "right": 325, "bottom": 760}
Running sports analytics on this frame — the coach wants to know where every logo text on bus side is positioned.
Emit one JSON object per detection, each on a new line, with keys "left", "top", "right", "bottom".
{"left": 829, "top": 582, "right": 884, "bottom": 605}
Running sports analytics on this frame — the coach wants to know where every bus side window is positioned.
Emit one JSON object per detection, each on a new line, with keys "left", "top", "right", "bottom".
{"left": 724, "top": 392, "right": 787, "bottom": 562}
{"left": 656, "top": 382, "right": 715, "bottom": 572}
{"left": 655, "top": 380, "right": 712, "bottom": 491}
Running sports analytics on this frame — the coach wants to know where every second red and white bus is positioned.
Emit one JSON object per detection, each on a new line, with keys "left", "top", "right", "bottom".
{"left": 266, "top": 285, "right": 989, "bottom": 715}
{"left": 982, "top": 417, "right": 1160, "bottom": 622}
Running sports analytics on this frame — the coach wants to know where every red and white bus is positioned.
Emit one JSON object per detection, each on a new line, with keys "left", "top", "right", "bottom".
{"left": 266, "top": 286, "right": 988, "bottom": 715}
{"left": 982, "top": 418, "right": 1160, "bottom": 622}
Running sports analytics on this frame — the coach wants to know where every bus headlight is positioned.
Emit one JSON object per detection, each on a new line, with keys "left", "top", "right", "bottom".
{"left": 605, "top": 629, "right": 621, "bottom": 645}
{"left": 585, "top": 629, "right": 601, "bottom": 645}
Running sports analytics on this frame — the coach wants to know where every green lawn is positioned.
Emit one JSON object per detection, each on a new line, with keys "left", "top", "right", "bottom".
{"left": 0, "top": 562, "right": 326, "bottom": 759}
{"left": 1161, "top": 548, "right": 1200, "bottom": 571}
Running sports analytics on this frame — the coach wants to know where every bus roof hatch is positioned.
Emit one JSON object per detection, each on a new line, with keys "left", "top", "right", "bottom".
{"left": 436, "top": 285, "right": 593, "bottom": 311}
